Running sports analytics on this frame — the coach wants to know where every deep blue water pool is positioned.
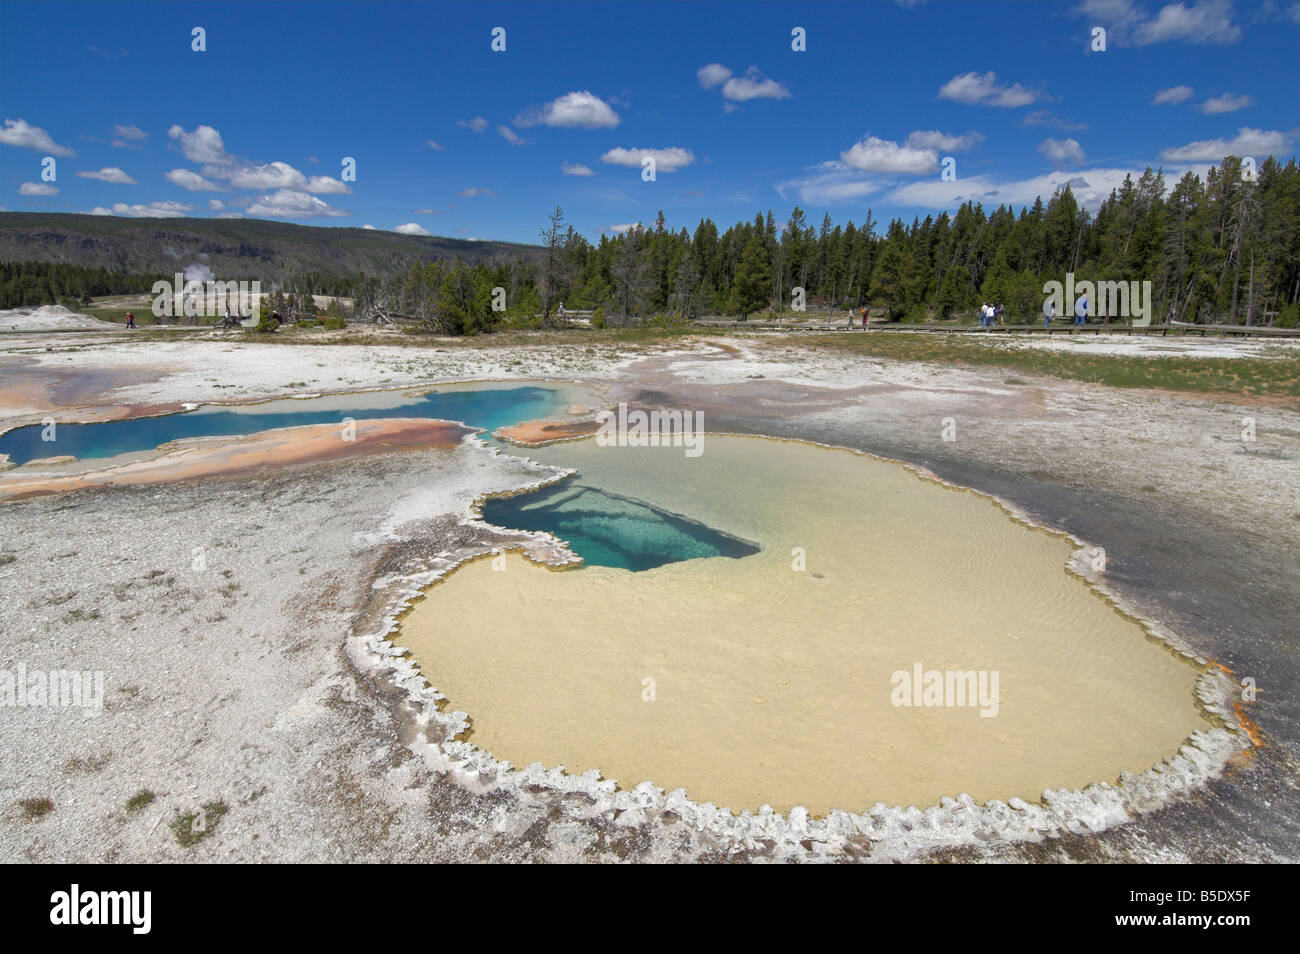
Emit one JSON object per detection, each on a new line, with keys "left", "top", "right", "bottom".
{"left": 0, "top": 386, "right": 563, "bottom": 466}
{"left": 481, "top": 481, "right": 761, "bottom": 571}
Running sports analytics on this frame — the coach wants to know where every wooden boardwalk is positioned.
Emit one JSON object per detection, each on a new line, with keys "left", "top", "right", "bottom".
{"left": 688, "top": 319, "right": 1300, "bottom": 338}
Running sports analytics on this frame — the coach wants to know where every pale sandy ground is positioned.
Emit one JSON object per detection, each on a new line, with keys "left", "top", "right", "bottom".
{"left": 0, "top": 306, "right": 120, "bottom": 333}
{"left": 0, "top": 329, "right": 1294, "bottom": 862}
{"left": 964, "top": 333, "right": 1300, "bottom": 360}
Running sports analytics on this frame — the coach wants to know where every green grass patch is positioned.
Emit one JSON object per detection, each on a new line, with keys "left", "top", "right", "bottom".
{"left": 169, "top": 800, "right": 228, "bottom": 847}
{"left": 809, "top": 332, "right": 1300, "bottom": 401}
{"left": 125, "top": 789, "right": 155, "bottom": 812}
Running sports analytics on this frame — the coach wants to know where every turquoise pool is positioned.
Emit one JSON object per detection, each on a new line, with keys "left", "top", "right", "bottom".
{"left": 0, "top": 385, "right": 566, "bottom": 466}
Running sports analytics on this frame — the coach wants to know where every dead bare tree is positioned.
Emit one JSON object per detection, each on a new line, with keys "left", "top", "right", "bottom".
{"left": 538, "top": 206, "right": 574, "bottom": 326}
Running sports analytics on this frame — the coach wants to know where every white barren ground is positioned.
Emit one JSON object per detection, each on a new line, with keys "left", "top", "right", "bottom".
{"left": 0, "top": 329, "right": 1291, "bottom": 861}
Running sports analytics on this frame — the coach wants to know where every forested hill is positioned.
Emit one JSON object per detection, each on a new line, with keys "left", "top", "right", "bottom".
{"left": 0, "top": 213, "right": 540, "bottom": 281}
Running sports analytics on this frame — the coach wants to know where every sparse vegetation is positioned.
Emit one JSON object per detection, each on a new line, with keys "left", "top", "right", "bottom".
{"left": 125, "top": 789, "right": 155, "bottom": 812}
{"left": 19, "top": 797, "right": 54, "bottom": 819}
{"left": 169, "top": 800, "right": 228, "bottom": 847}
{"left": 65, "top": 752, "right": 111, "bottom": 773}
{"left": 814, "top": 333, "right": 1300, "bottom": 402}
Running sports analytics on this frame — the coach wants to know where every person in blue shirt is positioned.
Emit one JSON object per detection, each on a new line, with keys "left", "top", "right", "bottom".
{"left": 1074, "top": 293, "right": 1089, "bottom": 326}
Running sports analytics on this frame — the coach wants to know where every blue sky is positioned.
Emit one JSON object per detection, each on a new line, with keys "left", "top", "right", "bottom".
{"left": 2, "top": 0, "right": 1297, "bottom": 244}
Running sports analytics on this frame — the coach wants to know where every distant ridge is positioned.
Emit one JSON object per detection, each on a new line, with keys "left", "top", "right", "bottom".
{"left": 0, "top": 213, "right": 540, "bottom": 280}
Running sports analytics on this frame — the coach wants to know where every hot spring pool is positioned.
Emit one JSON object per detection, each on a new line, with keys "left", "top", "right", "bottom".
{"left": 0, "top": 383, "right": 573, "bottom": 466}
{"left": 399, "top": 434, "right": 1210, "bottom": 816}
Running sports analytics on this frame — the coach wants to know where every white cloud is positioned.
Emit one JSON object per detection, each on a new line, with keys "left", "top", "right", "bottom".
{"left": 412, "top": 207, "right": 445, "bottom": 214}
{"left": 1076, "top": 0, "right": 1145, "bottom": 39}
{"left": 887, "top": 166, "right": 1156, "bottom": 213}
{"left": 163, "top": 127, "right": 350, "bottom": 196}
{"left": 167, "top": 124, "right": 230, "bottom": 164}
{"left": 245, "top": 189, "right": 348, "bottom": 218}
{"left": 516, "top": 91, "right": 621, "bottom": 129}
{"left": 76, "top": 166, "right": 137, "bottom": 184}
{"left": 1159, "top": 127, "right": 1288, "bottom": 162}
{"left": 600, "top": 147, "right": 695, "bottom": 172}
{"left": 1080, "top": 0, "right": 1242, "bottom": 45}
{"left": 166, "top": 168, "right": 220, "bottom": 191}
{"left": 457, "top": 188, "right": 497, "bottom": 198}
{"left": 776, "top": 163, "right": 880, "bottom": 204}
{"left": 305, "top": 175, "right": 351, "bottom": 194}
{"left": 721, "top": 67, "right": 791, "bottom": 102}
{"left": 225, "top": 161, "right": 307, "bottom": 190}
{"left": 0, "top": 118, "right": 73, "bottom": 156}
{"left": 426, "top": 139, "right": 445, "bottom": 151}
{"left": 195, "top": 160, "right": 352, "bottom": 195}
{"left": 697, "top": 63, "right": 732, "bottom": 88}
{"left": 938, "top": 71, "right": 1041, "bottom": 107}
{"left": 88, "top": 200, "right": 193, "bottom": 218}
{"left": 1134, "top": 1, "right": 1241, "bottom": 44}
{"left": 605, "top": 222, "right": 643, "bottom": 234}
{"left": 1200, "top": 92, "right": 1254, "bottom": 114}
{"left": 208, "top": 199, "right": 224, "bottom": 211}
{"left": 112, "top": 124, "right": 147, "bottom": 141}
{"left": 698, "top": 64, "right": 791, "bottom": 103}
{"left": 458, "top": 117, "right": 489, "bottom": 132}
{"left": 19, "top": 182, "right": 59, "bottom": 196}
{"left": 361, "top": 224, "right": 377, "bottom": 230}
{"left": 562, "top": 161, "right": 596, "bottom": 176}
{"left": 1038, "top": 137, "right": 1086, "bottom": 168}
{"left": 498, "top": 125, "right": 528, "bottom": 145}
{"left": 1153, "top": 85, "right": 1194, "bottom": 105}
{"left": 394, "top": 223, "right": 431, "bottom": 236}
{"left": 841, "top": 136, "right": 937, "bottom": 174}
{"left": 905, "top": 130, "right": 985, "bottom": 152}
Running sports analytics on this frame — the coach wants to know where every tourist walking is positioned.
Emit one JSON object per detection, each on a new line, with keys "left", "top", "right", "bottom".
{"left": 1074, "top": 292, "right": 1089, "bottom": 326}
{"left": 1043, "top": 298, "right": 1054, "bottom": 329}
{"left": 125, "top": 311, "right": 135, "bottom": 329}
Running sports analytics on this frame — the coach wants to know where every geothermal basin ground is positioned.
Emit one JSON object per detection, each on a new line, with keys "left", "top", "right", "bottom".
{"left": 0, "top": 325, "right": 1295, "bottom": 863}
